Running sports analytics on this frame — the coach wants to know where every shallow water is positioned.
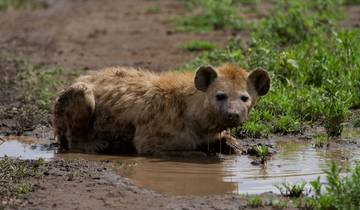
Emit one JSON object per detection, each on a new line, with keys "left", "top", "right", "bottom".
{"left": 113, "top": 140, "right": 360, "bottom": 195}
{"left": 0, "top": 136, "right": 54, "bottom": 160}
{"left": 1, "top": 132, "right": 360, "bottom": 196}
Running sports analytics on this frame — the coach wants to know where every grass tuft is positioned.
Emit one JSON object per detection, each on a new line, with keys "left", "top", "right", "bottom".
{"left": 270, "top": 198, "right": 288, "bottom": 209}
{"left": 177, "top": 0, "right": 245, "bottom": 32}
{"left": 0, "top": 55, "right": 80, "bottom": 134}
{"left": 313, "top": 134, "right": 330, "bottom": 148}
{"left": 181, "top": 40, "right": 217, "bottom": 52}
{"left": 354, "top": 119, "right": 360, "bottom": 128}
{"left": 16, "top": 61, "right": 79, "bottom": 110}
{"left": 145, "top": 7, "right": 160, "bottom": 14}
{"left": 254, "top": 145, "right": 269, "bottom": 164}
{"left": 275, "top": 182, "right": 307, "bottom": 198}
{"left": 308, "top": 162, "right": 360, "bottom": 210}
{"left": 247, "top": 195, "right": 263, "bottom": 207}
{"left": 0, "top": 0, "right": 47, "bottom": 11}
{"left": 0, "top": 158, "right": 47, "bottom": 206}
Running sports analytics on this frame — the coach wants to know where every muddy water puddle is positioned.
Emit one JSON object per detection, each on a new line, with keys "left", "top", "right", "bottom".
{"left": 1, "top": 134, "right": 360, "bottom": 195}
{"left": 113, "top": 141, "right": 360, "bottom": 195}
{"left": 0, "top": 136, "right": 55, "bottom": 159}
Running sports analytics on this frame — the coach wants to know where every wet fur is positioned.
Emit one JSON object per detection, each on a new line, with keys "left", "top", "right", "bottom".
{"left": 53, "top": 64, "right": 268, "bottom": 155}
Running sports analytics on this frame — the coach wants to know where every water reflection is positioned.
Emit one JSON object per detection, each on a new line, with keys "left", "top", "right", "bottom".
{"left": 0, "top": 132, "right": 359, "bottom": 195}
{"left": 107, "top": 140, "right": 359, "bottom": 195}
{"left": 0, "top": 140, "right": 54, "bottom": 159}
{"left": 225, "top": 140, "right": 358, "bottom": 194}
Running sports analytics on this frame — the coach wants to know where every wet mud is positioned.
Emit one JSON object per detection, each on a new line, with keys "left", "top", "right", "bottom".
{"left": 1, "top": 130, "right": 360, "bottom": 197}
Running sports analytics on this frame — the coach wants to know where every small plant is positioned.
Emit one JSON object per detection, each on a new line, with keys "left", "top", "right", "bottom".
{"left": 273, "top": 114, "right": 301, "bottom": 134}
{"left": 241, "top": 121, "right": 270, "bottom": 138}
{"left": 34, "top": 158, "right": 45, "bottom": 167}
{"left": 241, "top": 109, "right": 271, "bottom": 138}
{"left": 0, "top": 0, "right": 47, "bottom": 11}
{"left": 254, "top": 145, "right": 269, "bottom": 164}
{"left": 275, "top": 182, "right": 307, "bottom": 197}
{"left": 270, "top": 198, "right": 288, "bottom": 209}
{"left": 17, "top": 183, "right": 32, "bottom": 194}
{"left": 16, "top": 62, "right": 79, "bottom": 110}
{"left": 145, "top": 7, "right": 160, "bottom": 14}
{"left": 255, "top": 145, "right": 269, "bottom": 157}
{"left": 313, "top": 134, "right": 329, "bottom": 148}
{"left": 181, "top": 40, "right": 216, "bottom": 52}
{"left": 322, "top": 87, "right": 350, "bottom": 137}
{"left": 307, "top": 162, "right": 360, "bottom": 210}
{"left": 242, "top": 121, "right": 270, "bottom": 138}
{"left": 247, "top": 195, "right": 263, "bottom": 207}
{"left": 0, "top": 157, "right": 47, "bottom": 204}
{"left": 354, "top": 119, "right": 360, "bottom": 128}
{"left": 177, "top": 0, "right": 244, "bottom": 32}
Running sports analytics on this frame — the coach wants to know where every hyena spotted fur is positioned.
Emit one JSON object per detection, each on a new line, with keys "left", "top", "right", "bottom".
{"left": 53, "top": 64, "right": 270, "bottom": 155}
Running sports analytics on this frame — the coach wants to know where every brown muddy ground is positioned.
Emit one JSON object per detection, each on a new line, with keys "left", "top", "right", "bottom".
{"left": 0, "top": 0, "right": 232, "bottom": 71}
{"left": 0, "top": 0, "right": 360, "bottom": 210}
{"left": 3, "top": 158, "right": 288, "bottom": 210}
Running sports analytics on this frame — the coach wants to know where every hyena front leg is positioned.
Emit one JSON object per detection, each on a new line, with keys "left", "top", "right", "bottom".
{"left": 53, "top": 82, "right": 95, "bottom": 152}
{"left": 219, "top": 131, "right": 241, "bottom": 154}
{"left": 197, "top": 132, "right": 241, "bottom": 155}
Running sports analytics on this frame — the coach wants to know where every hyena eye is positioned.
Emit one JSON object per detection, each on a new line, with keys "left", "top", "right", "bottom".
{"left": 240, "top": 95, "right": 249, "bottom": 102}
{"left": 216, "top": 93, "right": 228, "bottom": 101}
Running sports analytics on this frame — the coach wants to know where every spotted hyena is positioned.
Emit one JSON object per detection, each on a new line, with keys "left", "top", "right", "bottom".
{"left": 53, "top": 64, "right": 270, "bottom": 155}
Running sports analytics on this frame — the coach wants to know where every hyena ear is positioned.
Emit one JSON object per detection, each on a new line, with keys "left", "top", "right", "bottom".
{"left": 248, "top": 68, "right": 271, "bottom": 96}
{"left": 194, "top": 65, "right": 218, "bottom": 92}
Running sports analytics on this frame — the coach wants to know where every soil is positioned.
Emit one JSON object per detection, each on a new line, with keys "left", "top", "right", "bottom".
{"left": 3, "top": 159, "right": 286, "bottom": 210}
{"left": 0, "top": 0, "right": 359, "bottom": 209}
{"left": 0, "top": 0, "right": 231, "bottom": 71}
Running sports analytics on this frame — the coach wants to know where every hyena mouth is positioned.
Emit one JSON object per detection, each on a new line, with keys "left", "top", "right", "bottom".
{"left": 221, "top": 120, "right": 242, "bottom": 130}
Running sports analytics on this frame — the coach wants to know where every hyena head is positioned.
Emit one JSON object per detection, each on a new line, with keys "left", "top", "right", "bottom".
{"left": 194, "top": 64, "right": 270, "bottom": 129}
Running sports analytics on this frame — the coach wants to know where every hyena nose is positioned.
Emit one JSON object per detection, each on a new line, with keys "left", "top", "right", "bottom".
{"left": 227, "top": 112, "right": 240, "bottom": 121}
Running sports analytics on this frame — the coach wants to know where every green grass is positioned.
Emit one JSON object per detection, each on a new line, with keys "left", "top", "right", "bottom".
{"left": 254, "top": 144, "right": 269, "bottom": 164}
{"left": 354, "top": 119, "right": 360, "bottom": 128}
{"left": 0, "top": 55, "right": 79, "bottom": 133}
{"left": 17, "top": 61, "right": 79, "bottom": 110}
{"left": 0, "top": 158, "right": 47, "bottom": 206}
{"left": 241, "top": 119, "right": 270, "bottom": 138}
{"left": 0, "top": 0, "right": 46, "bottom": 11}
{"left": 313, "top": 134, "right": 330, "bottom": 148}
{"left": 252, "top": 0, "right": 344, "bottom": 46}
{"left": 275, "top": 182, "right": 307, "bottom": 198}
{"left": 247, "top": 195, "right": 263, "bottom": 207}
{"left": 344, "top": 0, "right": 360, "bottom": 5}
{"left": 180, "top": 0, "right": 360, "bottom": 138}
{"left": 177, "top": 0, "right": 245, "bottom": 32}
{"left": 307, "top": 162, "right": 360, "bottom": 210}
{"left": 270, "top": 198, "right": 288, "bottom": 209}
{"left": 254, "top": 145, "right": 269, "bottom": 156}
{"left": 145, "top": 7, "right": 161, "bottom": 14}
{"left": 181, "top": 40, "right": 217, "bottom": 51}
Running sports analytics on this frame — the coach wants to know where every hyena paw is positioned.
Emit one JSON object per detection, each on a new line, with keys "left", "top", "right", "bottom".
{"left": 220, "top": 131, "right": 241, "bottom": 154}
